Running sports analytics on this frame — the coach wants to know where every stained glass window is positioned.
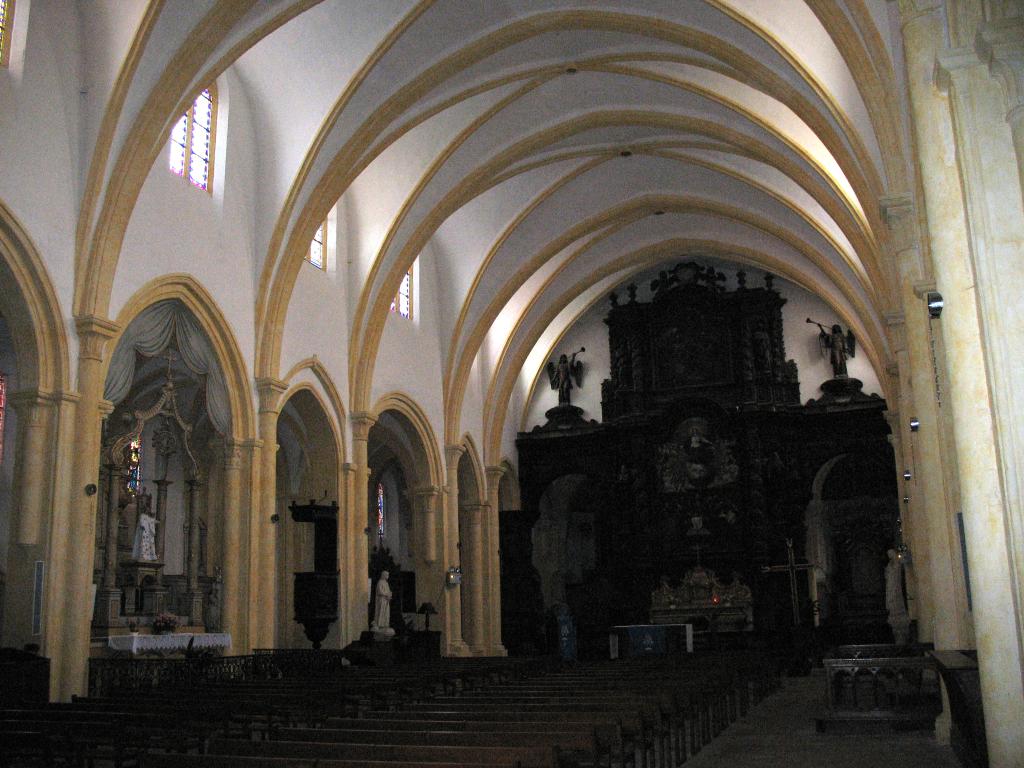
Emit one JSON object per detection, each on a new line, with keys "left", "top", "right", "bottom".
{"left": 125, "top": 437, "right": 142, "bottom": 495}
{"left": 0, "top": 0, "right": 14, "bottom": 68}
{"left": 308, "top": 221, "right": 326, "bottom": 269}
{"left": 169, "top": 87, "right": 216, "bottom": 191}
{"left": 0, "top": 372, "right": 6, "bottom": 464}
{"left": 390, "top": 266, "right": 412, "bottom": 319}
{"left": 376, "top": 482, "right": 385, "bottom": 541}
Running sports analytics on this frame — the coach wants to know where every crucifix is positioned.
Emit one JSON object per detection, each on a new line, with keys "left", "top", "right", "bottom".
{"left": 760, "top": 538, "right": 817, "bottom": 626}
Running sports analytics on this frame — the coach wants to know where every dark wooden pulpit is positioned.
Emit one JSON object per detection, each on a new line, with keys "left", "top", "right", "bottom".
{"left": 289, "top": 499, "right": 340, "bottom": 648}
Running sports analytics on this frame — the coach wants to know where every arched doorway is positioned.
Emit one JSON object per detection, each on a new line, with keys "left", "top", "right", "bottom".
{"left": 275, "top": 388, "right": 341, "bottom": 648}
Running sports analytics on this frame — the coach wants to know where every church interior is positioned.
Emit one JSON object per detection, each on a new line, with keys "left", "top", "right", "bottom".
{"left": 0, "top": 1, "right": 1022, "bottom": 766}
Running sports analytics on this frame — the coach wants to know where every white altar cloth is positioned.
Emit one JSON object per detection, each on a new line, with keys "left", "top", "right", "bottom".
{"left": 107, "top": 632, "right": 231, "bottom": 656}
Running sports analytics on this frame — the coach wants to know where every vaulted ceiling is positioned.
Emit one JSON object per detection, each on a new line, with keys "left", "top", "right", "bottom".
{"left": 79, "top": 0, "right": 909, "bottom": 462}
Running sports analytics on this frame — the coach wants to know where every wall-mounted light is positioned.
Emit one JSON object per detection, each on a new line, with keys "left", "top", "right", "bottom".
{"left": 909, "top": 417, "right": 920, "bottom": 432}
{"left": 903, "top": 470, "right": 912, "bottom": 481}
{"left": 445, "top": 566, "right": 462, "bottom": 588}
{"left": 902, "top": 496, "right": 910, "bottom": 504}
{"left": 926, "top": 291, "right": 944, "bottom": 319}
{"left": 270, "top": 513, "right": 280, "bottom": 524}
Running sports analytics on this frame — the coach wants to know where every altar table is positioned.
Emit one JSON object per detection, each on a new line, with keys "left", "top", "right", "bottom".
{"left": 107, "top": 632, "right": 231, "bottom": 657}
{"left": 609, "top": 624, "right": 693, "bottom": 659}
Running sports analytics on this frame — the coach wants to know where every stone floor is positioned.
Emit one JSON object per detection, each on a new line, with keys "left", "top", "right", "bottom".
{"left": 685, "top": 673, "right": 962, "bottom": 768}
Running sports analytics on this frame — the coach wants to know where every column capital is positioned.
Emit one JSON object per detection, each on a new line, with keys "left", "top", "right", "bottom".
{"left": 461, "top": 502, "right": 489, "bottom": 519}
{"left": 935, "top": 46, "right": 984, "bottom": 93}
{"left": 350, "top": 412, "right": 376, "bottom": 440}
{"left": 413, "top": 484, "right": 441, "bottom": 498}
{"left": 223, "top": 440, "right": 243, "bottom": 470}
{"left": 896, "top": 0, "right": 942, "bottom": 27}
{"left": 885, "top": 312, "right": 908, "bottom": 354}
{"left": 256, "top": 377, "right": 288, "bottom": 414}
{"left": 74, "top": 315, "right": 120, "bottom": 361}
{"left": 8, "top": 389, "right": 50, "bottom": 412}
{"left": 976, "top": 18, "right": 1024, "bottom": 116}
{"left": 444, "top": 444, "right": 466, "bottom": 466}
{"left": 485, "top": 465, "right": 506, "bottom": 486}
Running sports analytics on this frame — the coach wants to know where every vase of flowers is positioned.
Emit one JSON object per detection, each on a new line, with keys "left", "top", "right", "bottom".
{"left": 152, "top": 612, "right": 179, "bottom": 635}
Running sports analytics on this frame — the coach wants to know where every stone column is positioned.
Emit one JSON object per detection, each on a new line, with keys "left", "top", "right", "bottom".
{"left": 484, "top": 466, "right": 508, "bottom": 656}
{"left": 60, "top": 315, "right": 118, "bottom": 699}
{"left": 255, "top": 378, "right": 287, "bottom": 649}
{"left": 350, "top": 414, "right": 376, "bottom": 635}
{"left": 221, "top": 440, "right": 243, "bottom": 652}
{"left": 414, "top": 485, "right": 440, "bottom": 565}
{"left": 442, "top": 444, "right": 469, "bottom": 656}
{"left": 153, "top": 478, "right": 170, "bottom": 585}
{"left": 9, "top": 392, "right": 48, "bottom": 546}
{"left": 900, "top": 5, "right": 1024, "bottom": 762}
{"left": 461, "top": 503, "right": 487, "bottom": 653}
{"left": 186, "top": 475, "right": 204, "bottom": 625}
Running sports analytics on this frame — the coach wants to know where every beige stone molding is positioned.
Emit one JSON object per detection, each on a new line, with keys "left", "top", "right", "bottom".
{"left": 256, "top": 377, "right": 288, "bottom": 414}
{"left": 444, "top": 443, "right": 466, "bottom": 466}
{"left": 912, "top": 279, "right": 937, "bottom": 298}
{"left": 73, "top": 315, "right": 120, "bottom": 361}
{"left": 934, "top": 46, "right": 984, "bottom": 93}
{"left": 350, "top": 411, "right": 377, "bottom": 441}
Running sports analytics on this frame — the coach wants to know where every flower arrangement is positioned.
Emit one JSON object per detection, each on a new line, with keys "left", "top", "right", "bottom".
{"left": 152, "top": 612, "right": 179, "bottom": 634}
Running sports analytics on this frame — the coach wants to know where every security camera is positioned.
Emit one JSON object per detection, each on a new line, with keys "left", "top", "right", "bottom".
{"left": 926, "top": 291, "right": 943, "bottom": 319}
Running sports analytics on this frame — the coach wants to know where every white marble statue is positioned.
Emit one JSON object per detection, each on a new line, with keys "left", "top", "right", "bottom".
{"left": 372, "top": 570, "right": 395, "bottom": 639}
{"left": 131, "top": 489, "right": 158, "bottom": 561}
{"left": 885, "top": 548, "right": 911, "bottom": 644}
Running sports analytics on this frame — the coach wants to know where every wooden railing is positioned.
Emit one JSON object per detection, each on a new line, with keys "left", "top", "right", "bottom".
{"left": 88, "top": 655, "right": 254, "bottom": 696}
{"left": 819, "top": 647, "right": 941, "bottom": 731}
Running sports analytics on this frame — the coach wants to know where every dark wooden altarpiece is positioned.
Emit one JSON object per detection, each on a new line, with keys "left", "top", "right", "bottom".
{"left": 506, "top": 263, "right": 898, "bottom": 655}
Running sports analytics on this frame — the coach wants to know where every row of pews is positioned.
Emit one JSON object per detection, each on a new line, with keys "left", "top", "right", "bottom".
{"left": 0, "top": 650, "right": 779, "bottom": 768}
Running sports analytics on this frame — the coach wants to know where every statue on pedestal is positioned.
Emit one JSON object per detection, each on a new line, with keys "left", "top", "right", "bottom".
{"left": 885, "top": 548, "right": 911, "bottom": 645}
{"left": 546, "top": 348, "right": 585, "bottom": 405}
{"left": 808, "top": 319, "right": 855, "bottom": 378}
{"left": 372, "top": 570, "right": 395, "bottom": 639}
{"left": 131, "top": 488, "right": 157, "bottom": 561}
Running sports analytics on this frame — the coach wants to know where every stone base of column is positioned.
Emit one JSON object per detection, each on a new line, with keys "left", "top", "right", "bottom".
{"left": 443, "top": 639, "right": 472, "bottom": 657}
{"left": 487, "top": 643, "right": 508, "bottom": 657}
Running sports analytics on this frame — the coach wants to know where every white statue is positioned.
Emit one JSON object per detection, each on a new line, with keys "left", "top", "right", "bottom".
{"left": 205, "top": 576, "right": 222, "bottom": 632}
{"left": 131, "top": 488, "right": 157, "bottom": 561}
{"left": 885, "top": 548, "right": 911, "bottom": 644}
{"left": 372, "top": 570, "right": 395, "bottom": 639}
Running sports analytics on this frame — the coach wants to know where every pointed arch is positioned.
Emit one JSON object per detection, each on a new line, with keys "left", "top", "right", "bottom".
{"left": 458, "top": 433, "right": 486, "bottom": 507}
{"left": 369, "top": 391, "right": 442, "bottom": 491}
{"left": 282, "top": 356, "right": 348, "bottom": 464}
{"left": 107, "top": 274, "right": 255, "bottom": 442}
{"left": 0, "top": 199, "right": 70, "bottom": 393}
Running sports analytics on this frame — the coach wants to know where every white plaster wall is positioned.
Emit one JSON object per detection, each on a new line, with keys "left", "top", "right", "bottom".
{"left": 372, "top": 249, "right": 446, "bottom": 460}
{"left": 279, "top": 204, "right": 351, "bottom": 457}
{"left": 457, "top": 353, "right": 486, "bottom": 459}
{"left": 0, "top": 0, "right": 82, "bottom": 366}
{"left": 521, "top": 268, "right": 884, "bottom": 430}
{"left": 112, "top": 69, "right": 259, "bottom": 408}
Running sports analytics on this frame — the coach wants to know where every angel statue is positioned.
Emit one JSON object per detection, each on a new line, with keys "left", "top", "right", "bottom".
{"left": 807, "top": 319, "right": 855, "bottom": 378}
{"left": 547, "top": 348, "right": 585, "bottom": 406}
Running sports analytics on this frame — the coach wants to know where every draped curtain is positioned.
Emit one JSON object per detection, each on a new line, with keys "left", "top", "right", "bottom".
{"left": 104, "top": 300, "right": 232, "bottom": 435}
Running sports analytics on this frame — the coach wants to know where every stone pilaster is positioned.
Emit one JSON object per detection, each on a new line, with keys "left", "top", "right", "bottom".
{"left": 484, "top": 466, "right": 508, "bottom": 656}
{"left": 57, "top": 316, "right": 118, "bottom": 699}
{"left": 460, "top": 503, "right": 487, "bottom": 653}
{"left": 350, "top": 414, "right": 376, "bottom": 637}
{"left": 221, "top": 439, "right": 243, "bottom": 652}
{"left": 442, "top": 444, "right": 469, "bottom": 656}
{"left": 254, "top": 377, "right": 287, "bottom": 649}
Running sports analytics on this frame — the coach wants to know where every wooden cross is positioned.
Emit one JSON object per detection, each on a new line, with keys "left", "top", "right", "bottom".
{"left": 760, "top": 538, "right": 816, "bottom": 626}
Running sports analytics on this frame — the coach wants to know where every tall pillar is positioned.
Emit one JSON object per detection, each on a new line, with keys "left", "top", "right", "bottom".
{"left": 900, "top": 5, "right": 1024, "bottom": 762}
{"left": 893, "top": 235, "right": 972, "bottom": 650}
{"left": 222, "top": 440, "right": 243, "bottom": 653}
{"left": 461, "top": 503, "right": 487, "bottom": 653}
{"left": 442, "top": 444, "right": 469, "bottom": 656}
{"left": 10, "top": 392, "right": 48, "bottom": 546}
{"left": 350, "top": 414, "right": 376, "bottom": 637}
{"left": 414, "top": 485, "right": 439, "bottom": 566}
{"left": 484, "top": 466, "right": 508, "bottom": 656}
{"left": 59, "top": 315, "right": 118, "bottom": 699}
{"left": 254, "top": 378, "right": 287, "bottom": 649}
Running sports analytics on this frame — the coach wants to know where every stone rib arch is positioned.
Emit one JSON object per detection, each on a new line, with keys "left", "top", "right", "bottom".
{"left": 282, "top": 356, "right": 348, "bottom": 464}
{"left": 0, "top": 199, "right": 70, "bottom": 394}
